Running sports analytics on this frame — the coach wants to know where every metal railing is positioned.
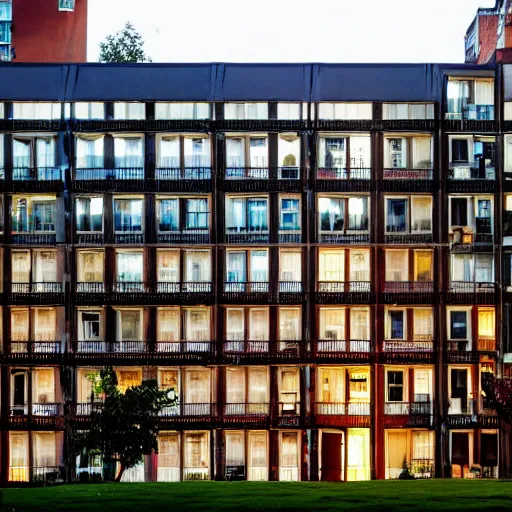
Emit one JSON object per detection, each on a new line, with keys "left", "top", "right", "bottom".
{"left": 278, "top": 281, "right": 303, "bottom": 293}
{"left": 316, "top": 168, "right": 371, "bottom": 180}
{"left": 155, "top": 341, "right": 214, "bottom": 353}
{"left": 384, "top": 402, "right": 433, "bottom": 415}
{"left": 13, "top": 167, "right": 62, "bottom": 181}
{"left": 449, "top": 282, "right": 496, "bottom": 293}
{"left": 383, "top": 339, "right": 434, "bottom": 352}
{"left": 11, "top": 282, "right": 63, "bottom": 293}
{"left": 223, "top": 340, "right": 270, "bottom": 353}
{"left": 32, "top": 403, "right": 63, "bottom": 416}
{"left": 223, "top": 282, "right": 269, "bottom": 293}
{"left": 383, "top": 168, "right": 433, "bottom": 180}
{"left": 74, "top": 167, "right": 144, "bottom": 180}
{"left": 382, "top": 281, "right": 434, "bottom": 293}
{"left": 156, "top": 282, "right": 213, "bottom": 293}
{"left": 223, "top": 403, "right": 269, "bottom": 415}
{"left": 318, "top": 281, "right": 371, "bottom": 292}
{"left": 314, "top": 402, "right": 371, "bottom": 415}
{"left": 316, "top": 339, "right": 371, "bottom": 353}
{"left": 9, "top": 340, "right": 61, "bottom": 353}
{"left": 76, "top": 282, "right": 105, "bottom": 293}
{"left": 155, "top": 167, "right": 212, "bottom": 180}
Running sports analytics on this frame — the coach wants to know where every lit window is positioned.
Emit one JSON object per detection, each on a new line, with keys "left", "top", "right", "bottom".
{"left": 58, "top": 0, "right": 76, "bottom": 11}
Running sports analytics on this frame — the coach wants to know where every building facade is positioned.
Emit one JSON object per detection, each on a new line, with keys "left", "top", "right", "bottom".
{"left": 0, "top": 0, "right": 87, "bottom": 63}
{"left": 0, "top": 61, "right": 509, "bottom": 484}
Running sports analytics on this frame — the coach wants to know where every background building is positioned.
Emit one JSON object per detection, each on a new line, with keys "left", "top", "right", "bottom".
{"left": 0, "top": 0, "right": 87, "bottom": 63}
{"left": 0, "top": 61, "right": 508, "bottom": 483}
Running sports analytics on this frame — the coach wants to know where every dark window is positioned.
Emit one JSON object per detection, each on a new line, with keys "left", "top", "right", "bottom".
{"left": 389, "top": 311, "right": 404, "bottom": 339}
{"left": 450, "top": 311, "right": 467, "bottom": 339}
{"left": 451, "top": 198, "right": 468, "bottom": 227}
{"left": 386, "top": 199, "right": 407, "bottom": 232}
{"left": 452, "top": 139, "right": 469, "bottom": 163}
{"left": 387, "top": 371, "right": 404, "bottom": 402}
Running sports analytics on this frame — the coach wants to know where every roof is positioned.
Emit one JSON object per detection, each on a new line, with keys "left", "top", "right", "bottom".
{"left": 0, "top": 62, "right": 496, "bottom": 102}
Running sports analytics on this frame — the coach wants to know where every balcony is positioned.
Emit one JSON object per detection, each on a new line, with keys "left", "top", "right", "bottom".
{"left": 72, "top": 168, "right": 145, "bottom": 193}
{"left": 222, "top": 340, "right": 305, "bottom": 364}
{"left": 222, "top": 403, "right": 270, "bottom": 428}
{"left": 72, "top": 118, "right": 211, "bottom": 133}
{"left": 381, "top": 338, "right": 435, "bottom": 364}
{"left": 114, "top": 231, "right": 144, "bottom": 244}
{"left": 110, "top": 282, "right": 148, "bottom": 304}
{"left": 220, "top": 167, "right": 303, "bottom": 192}
{"left": 75, "top": 232, "right": 104, "bottom": 245}
{"left": 155, "top": 282, "right": 214, "bottom": 306}
{"left": 10, "top": 228, "right": 56, "bottom": 245}
{"left": 225, "top": 229, "right": 269, "bottom": 244}
{"left": 276, "top": 402, "right": 301, "bottom": 428}
{"left": 384, "top": 232, "right": 433, "bottom": 244}
{"left": 381, "top": 169, "right": 435, "bottom": 193}
{"left": 154, "top": 167, "right": 212, "bottom": 193}
{"left": 278, "top": 281, "right": 306, "bottom": 304}
{"left": 447, "top": 168, "right": 496, "bottom": 193}
{"left": 446, "top": 282, "right": 497, "bottom": 305}
{"left": 6, "top": 341, "right": 62, "bottom": 364}
{"left": 156, "top": 231, "right": 210, "bottom": 244}
{"left": 312, "top": 339, "right": 372, "bottom": 364}
{"left": 319, "top": 231, "right": 370, "bottom": 244}
{"left": 9, "top": 403, "right": 64, "bottom": 430}
{"left": 316, "top": 281, "right": 373, "bottom": 304}
{"left": 445, "top": 400, "right": 498, "bottom": 428}
{"left": 381, "top": 282, "right": 434, "bottom": 304}
{"left": 9, "top": 282, "right": 64, "bottom": 305}
{"left": 450, "top": 223, "right": 493, "bottom": 252}
{"left": 383, "top": 401, "right": 434, "bottom": 428}
{"left": 316, "top": 119, "right": 436, "bottom": 132}
{"left": 158, "top": 403, "right": 217, "bottom": 428}
{"left": 154, "top": 340, "right": 216, "bottom": 364}
{"left": 222, "top": 282, "right": 270, "bottom": 304}
{"left": 445, "top": 340, "right": 480, "bottom": 363}
{"left": 314, "top": 168, "right": 371, "bottom": 192}
{"left": 215, "top": 119, "right": 307, "bottom": 131}
{"left": 11, "top": 167, "right": 63, "bottom": 192}
{"left": 443, "top": 118, "right": 497, "bottom": 133}
{"left": 313, "top": 402, "right": 371, "bottom": 428}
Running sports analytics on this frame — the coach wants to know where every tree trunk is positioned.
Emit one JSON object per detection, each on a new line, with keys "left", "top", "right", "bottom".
{"left": 115, "top": 463, "right": 125, "bottom": 482}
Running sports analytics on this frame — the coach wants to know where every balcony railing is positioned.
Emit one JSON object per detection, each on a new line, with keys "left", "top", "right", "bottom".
{"left": 384, "top": 231, "right": 433, "bottom": 244}
{"left": 32, "top": 403, "right": 63, "bottom": 416}
{"left": 447, "top": 167, "right": 496, "bottom": 192}
{"left": 114, "top": 232, "right": 144, "bottom": 244}
{"left": 319, "top": 231, "right": 370, "bottom": 244}
{"left": 381, "top": 281, "right": 434, "bottom": 304}
{"left": 477, "top": 337, "right": 496, "bottom": 352}
{"left": 382, "top": 168, "right": 434, "bottom": 192}
{"left": 154, "top": 167, "right": 213, "bottom": 192}
{"left": 384, "top": 402, "right": 433, "bottom": 415}
{"left": 11, "top": 282, "right": 63, "bottom": 293}
{"left": 447, "top": 282, "right": 497, "bottom": 304}
{"left": 156, "top": 231, "right": 210, "bottom": 244}
{"left": 159, "top": 403, "right": 216, "bottom": 418}
{"left": 155, "top": 341, "right": 215, "bottom": 355}
{"left": 383, "top": 339, "right": 434, "bottom": 352}
{"left": 8, "top": 340, "right": 61, "bottom": 354}
{"left": 316, "top": 281, "right": 373, "bottom": 304}
{"left": 222, "top": 339, "right": 304, "bottom": 362}
{"left": 315, "top": 168, "right": 371, "bottom": 192}
{"left": 10, "top": 230, "right": 56, "bottom": 244}
{"left": 223, "top": 403, "right": 269, "bottom": 415}
{"left": 76, "top": 282, "right": 105, "bottom": 293}
{"left": 314, "top": 402, "right": 371, "bottom": 416}
{"left": 75, "top": 232, "right": 104, "bottom": 244}
{"left": 225, "top": 229, "right": 269, "bottom": 244}
{"left": 313, "top": 339, "right": 372, "bottom": 363}
{"left": 156, "top": 282, "right": 212, "bottom": 293}
{"left": 73, "top": 167, "right": 145, "bottom": 192}
{"left": 221, "top": 167, "right": 303, "bottom": 192}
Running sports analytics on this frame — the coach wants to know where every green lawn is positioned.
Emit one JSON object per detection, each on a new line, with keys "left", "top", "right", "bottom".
{"left": 2, "top": 480, "right": 512, "bottom": 512}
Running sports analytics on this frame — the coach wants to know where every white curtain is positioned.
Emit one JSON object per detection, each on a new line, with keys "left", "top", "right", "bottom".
{"left": 184, "top": 137, "right": 210, "bottom": 168}
{"left": 248, "top": 432, "right": 268, "bottom": 481}
{"left": 185, "top": 370, "right": 210, "bottom": 404}
{"left": 225, "top": 432, "right": 245, "bottom": 466}
{"left": 412, "top": 137, "right": 432, "bottom": 168}
{"left": 351, "top": 309, "right": 369, "bottom": 340}
{"left": 279, "top": 251, "right": 301, "bottom": 282}
{"left": 78, "top": 251, "right": 104, "bottom": 282}
{"left": 248, "top": 368, "right": 268, "bottom": 403}
{"left": 34, "top": 309, "right": 56, "bottom": 341}
{"left": 157, "top": 250, "right": 179, "bottom": 283}
{"left": 250, "top": 251, "right": 268, "bottom": 282}
{"left": 34, "top": 251, "right": 57, "bottom": 283}
{"left": 159, "top": 136, "right": 180, "bottom": 168}
{"left": 226, "top": 138, "right": 245, "bottom": 168}
{"left": 226, "top": 309, "right": 244, "bottom": 341}
{"left": 185, "top": 309, "right": 209, "bottom": 341}
{"left": 11, "top": 309, "right": 29, "bottom": 341}
{"left": 385, "top": 251, "right": 408, "bottom": 282}
{"left": 116, "top": 252, "right": 143, "bottom": 282}
{"left": 279, "top": 308, "right": 300, "bottom": 340}
{"left": 319, "top": 308, "right": 345, "bottom": 340}
{"left": 350, "top": 136, "right": 371, "bottom": 169}
{"left": 249, "top": 309, "right": 268, "bottom": 340}
{"left": 157, "top": 308, "right": 180, "bottom": 342}
{"left": 36, "top": 138, "right": 55, "bottom": 168}
{"left": 12, "top": 251, "right": 30, "bottom": 283}
{"left": 118, "top": 310, "right": 141, "bottom": 341}
{"left": 349, "top": 250, "right": 370, "bottom": 282}
{"left": 226, "top": 368, "right": 245, "bottom": 404}
{"left": 319, "top": 250, "right": 344, "bottom": 282}
{"left": 411, "top": 197, "right": 432, "bottom": 232}
{"left": 413, "top": 309, "right": 433, "bottom": 340}
{"left": 184, "top": 251, "right": 210, "bottom": 282}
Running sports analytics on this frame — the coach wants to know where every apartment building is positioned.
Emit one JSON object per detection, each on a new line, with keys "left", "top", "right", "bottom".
{"left": 0, "top": 61, "right": 508, "bottom": 483}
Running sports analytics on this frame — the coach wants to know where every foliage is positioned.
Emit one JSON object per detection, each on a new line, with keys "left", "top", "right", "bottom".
{"left": 99, "top": 22, "right": 152, "bottom": 63}
{"left": 481, "top": 373, "right": 512, "bottom": 424}
{"left": 73, "top": 368, "right": 173, "bottom": 482}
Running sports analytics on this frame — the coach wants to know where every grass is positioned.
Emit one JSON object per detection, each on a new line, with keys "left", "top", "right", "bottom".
{"left": 2, "top": 480, "right": 512, "bottom": 512}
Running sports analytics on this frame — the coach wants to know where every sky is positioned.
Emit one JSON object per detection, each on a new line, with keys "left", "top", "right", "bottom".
{"left": 87, "top": 0, "right": 497, "bottom": 63}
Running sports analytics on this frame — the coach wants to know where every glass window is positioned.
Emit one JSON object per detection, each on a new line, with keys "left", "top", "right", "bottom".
{"left": 75, "top": 102, "right": 104, "bottom": 120}
{"left": 184, "top": 137, "right": 210, "bottom": 168}
{"left": 279, "top": 197, "right": 300, "bottom": 231}
{"left": 157, "top": 198, "right": 179, "bottom": 232}
{"left": 388, "top": 310, "right": 405, "bottom": 339}
{"left": 77, "top": 251, "right": 104, "bottom": 283}
{"left": 155, "top": 103, "right": 209, "bottom": 120}
{"left": 387, "top": 371, "right": 404, "bottom": 402}
{"left": 411, "top": 197, "right": 432, "bottom": 232}
{"left": 318, "top": 103, "right": 372, "bottom": 120}
{"left": 224, "top": 103, "right": 268, "bottom": 120}
{"left": 385, "top": 251, "right": 408, "bottom": 282}
{"left": 113, "top": 102, "right": 145, "bottom": 120}
{"left": 319, "top": 250, "right": 344, "bottom": 282}
{"left": 450, "top": 311, "right": 468, "bottom": 339}
{"left": 277, "top": 103, "right": 301, "bottom": 120}
{"left": 114, "top": 199, "right": 143, "bottom": 232}
{"left": 12, "top": 103, "right": 61, "bottom": 120}
{"left": 278, "top": 308, "right": 301, "bottom": 340}
{"left": 319, "top": 198, "right": 344, "bottom": 232}
{"left": 76, "top": 136, "right": 104, "bottom": 168}
{"left": 386, "top": 199, "right": 407, "bottom": 233}
{"left": 157, "top": 250, "right": 179, "bottom": 283}
{"left": 116, "top": 252, "right": 143, "bottom": 282}
{"left": 279, "top": 250, "right": 301, "bottom": 282}
{"left": 76, "top": 197, "right": 103, "bottom": 232}
{"left": 184, "top": 250, "right": 211, "bottom": 283}
{"left": 59, "top": 0, "right": 75, "bottom": 11}
{"left": 185, "top": 199, "right": 208, "bottom": 230}
{"left": 114, "top": 137, "right": 144, "bottom": 168}
{"left": 414, "top": 251, "right": 433, "bottom": 282}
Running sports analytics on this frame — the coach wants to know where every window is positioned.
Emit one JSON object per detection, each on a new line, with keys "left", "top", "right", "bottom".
{"left": 225, "top": 432, "right": 245, "bottom": 468}
{"left": 385, "top": 250, "right": 408, "bottom": 282}
{"left": 184, "top": 250, "right": 211, "bottom": 284}
{"left": 32, "top": 201, "right": 56, "bottom": 232}
{"left": 413, "top": 309, "right": 433, "bottom": 341}
{"left": 319, "top": 308, "right": 345, "bottom": 341}
{"left": 387, "top": 310, "right": 405, "bottom": 339}
{"left": 446, "top": 78, "right": 494, "bottom": 120}
{"left": 76, "top": 197, "right": 103, "bottom": 232}
{"left": 386, "top": 196, "right": 431, "bottom": 234}
{"left": 318, "top": 103, "right": 372, "bottom": 120}
{"left": 114, "top": 136, "right": 144, "bottom": 168}
{"left": 78, "top": 310, "right": 103, "bottom": 342}
{"left": 184, "top": 137, "right": 210, "bottom": 168}
{"left": 113, "top": 102, "right": 145, "bottom": 120}
{"left": 33, "top": 251, "right": 57, "bottom": 285}
{"left": 114, "top": 198, "right": 143, "bottom": 232}
{"left": 59, "top": 0, "right": 75, "bottom": 10}
{"left": 280, "top": 432, "right": 299, "bottom": 474}
{"left": 157, "top": 308, "right": 180, "bottom": 342}
{"left": 279, "top": 196, "right": 300, "bottom": 231}
{"left": 387, "top": 138, "right": 406, "bottom": 168}
{"left": 184, "top": 432, "right": 208, "bottom": 473}
{"left": 386, "top": 199, "right": 407, "bottom": 233}
{"left": 225, "top": 196, "right": 268, "bottom": 233}
{"left": 77, "top": 251, "right": 104, "bottom": 284}
{"left": 385, "top": 135, "right": 433, "bottom": 172}
{"left": 156, "top": 135, "right": 211, "bottom": 172}
{"left": 319, "top": 250, "right": 344, "bottom": 282}
{"left": 387, "top": 371, "right": 404, "bottom": 402}
{"left": 74, "top": 102, "right": 104, "bottom": 120}
{"left": 414, "top": 250, "right": 433, "bottom": 282}
{"left": 157, "top": 250, "right": 179, "bottom": 283}
{"left": 226, "top": 250, "right": 268, "bottom": 285}
{"left": 225, "top": 136, "right": 268, "bottom": 174}
{"left": 451, "top": 254, "right": 494, "bottom": 284}
{"left": 450, "top": 311, "right": 468, "bottom": 340}
{"left": 277, "top": 103, "right": 301, "bottom": 120}
{"left": 450, "top": 197, "right": 468, "bottom": 227}
{"left": 158, "top": 136, "right": 180, "bottom": 168}
{"left": 184, "top": 308, "right": 210, "bottom": 341}
{"left": 411, "top": 197, "right": 432, "bottom": 232}
{"left": 157, "top": 198, "right": 178, "bottom": 232}
{"left": 278, "top": 133, "right": 300, "bottom": 174}
{"left": 117, "top": 309, "right": 142, "bottom": 341}
{"left": 116, "top": 251, "right": 143, "bottom": 283}
{"left": 279, "top": 250, "right": 301, "bottom": 283}
{"left": 12, "top": 103, "right": 61, "bottom": 120}
{"left": 278, "top": 307, "right": 301, "bottom": 341}
{"left": 349, "top": 249, "right": 370, "bottom": 282}
{"left": 451, "top": 139, "right": 469, "bottom": 163}
{"left": 13, "top": 137, "right": 57, "bottom": 179}
{"left": 319, "top": 196, "right": 369, "bottom": 233}
{"left": 76, "top": 136, "right": 104, "bottom": 168}
{"left": 33, "top": 308, "right": 56, "bottom": 342}
{"left": 186, "top": 198, "right": 209, "bottom": 230}
{"left": 383, "top": 103, "right": 435, "bottom": 120}
{"left": 224, "top": 103, "right": 268, "bottom": 120}
{"left": 155, "top": 103, "right": 209, "bottom": 120}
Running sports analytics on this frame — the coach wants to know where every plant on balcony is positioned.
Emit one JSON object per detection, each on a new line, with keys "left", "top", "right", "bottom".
{"left": 282, "top": 154, "right": 297, "bottom": 167}
{"left": 481, "top": 373, "right": 512, "bottom": 424}
{"left": 72, "top": 368, "right": 175, "bottom": 482}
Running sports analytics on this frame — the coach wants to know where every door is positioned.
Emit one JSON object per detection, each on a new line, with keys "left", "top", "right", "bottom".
{"left": 12, "top": 373, "right": 26, "bottom": 413}
{"left": 321, "top": 432, "right": 344, "bottom": 481}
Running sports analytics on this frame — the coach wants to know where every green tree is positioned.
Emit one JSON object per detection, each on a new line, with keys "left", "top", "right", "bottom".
{"left": 73, "top": 368, "right": 173, "bottom": 482}
{"left": 481, "top": 373, "right": 512, "bottom": 424}
{"left": 99, "top": 22, "right": 152, "bottom": 63}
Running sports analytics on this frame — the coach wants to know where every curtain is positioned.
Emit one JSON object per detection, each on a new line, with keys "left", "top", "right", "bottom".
{"left": 78, "top": 251, "right": 104, "bottom": 282}
{"left": 279, "top": 198, "right": 300, "bottom": 231}
{"left": 34, "top": 309, "right": 56, "bottom": 341}
{"left": 10, "top": 433, "right": 28, "bottom": 466}
{"left": 157, "top": 308, "right": 180, "bottom": 342}
{"left": 248, "top": 368, "right": 268, "bottom": 403}
{"left": 33, "top": 369, "right": 55, "bottom": 403}
{"left": 387, "top": 431, "right": 408, "bottom": 469}
{"left": 414, "top": 369, "right": 431, "bottom": 397}
{"left": 279, "top": 308, "right": 300, "bottom": 340}
{"left": 386, "top": 138, "right": 406, "bottom": 168}
{"left": 249, "top": 137, "right": 268, "bottom": 168}
{"left": 116, "top": 370, "right": 142, "bottom": 394}
{"left": 451, "top": 254, "right": 473, "bottom": 282}
{"left": 349, "top": 250, "right": 370, "bottom": 282}
{"left": 249, "top": 309, "right": 269, "bottom": 340}
{"left": 75, "top": 102, "right": 104, "bottom": 120}
{"left": 319, "top": 308, "right": 345, "bottom": 340}
{"left": 114, "top": 199, "right": 143, "bottom": 232}
{"left": 76, "top": 197, "right": 103, "bottom": 231}
{"left": 226, "top": 138, "right": 245, "bottom": 168}
{"left": 281, "top": 432, "right": 298, "bottom": 468}
{"left": 12, "top": 138, "right": 31, "bottom": 169}
{"left": 279, "top": 251, "right": 301, "bottom": 281}
{"left": 414, "top": 251, "right": 433, "bottom": 282}
{"left": 413, "top": 432, "right": 434, "bottom": 461}
{"left": 185, "top": 370, "right": 209, "bottom": 403}
{"left": 323, "top": 138, "right": 346, "bottom": 169}
{"left": 475, "top": 81, "right": 494, "bottom": 106}
{"left": 319, "top": 250, "right": 344, "bottom": 282}
{"left": 475, "top": 255, "right": 493, "bottom": 283}
{"left": 119, "top": 310, "right": 141, "bottom": 341}
{"left": 33, "top": 433, "right": 56, "bottom": 467}
{"left": 247, "top": 199, "right": 268, "bottom": 231}
{"left": 249, "top": 432, "right": 267, "bottom": 470}
{"left": 411, "top": 197, "right": 432, "bottom": 232}
{"left": 385, "top": 251, "right": 408, "bottom": 282}
{"left": 226, "top": 198, "right": 246, "bottom": 231}
{"left": 226, "top": 252, "right": 246, "bottom": 283}
{"left": 116, "top": 252, "right": 143, "bottom": 282}
{"left": 76, "top": 137, "right": 104, "bottom": 168}
{"left": 226, "top": 368, "right": 245, "bottom": 404}
{"left": 158, "top": 434, "right": 180, "bottom": 468}
{"left": 478, "top": 309, "right": 495, "bottom": 337}
{"left": 34, "top": 251, "right": 57, "bottom": 283}
{"left": 11, "top": 309, "right": 29, "bottom": 341}
{"left": 114, "top": 103, "right": 145, "bottom": 120}
{"left": 413, "top": 309, "right": 433, "bottom": 339}
{"left": 347, "top": 429, "right": 370, "bottom": 481}
{"left": 226, "top": 309, "right": 244, "bottom": 341}
{"left": 159, "top": 137, "right": 180, "bottom": 168}
{"left": 318, "top": 368, "right": 344, "bottom": 403}
{"left": 184, "top": 137, "right": 210, "bottom": 168}
{"left": 157, "top": 250, "right": 179, "bottom": 282}
{"left": 412, "top": 137, "right": 432, "bottom": 168}
{"left": 114, "top": 137, "right": 143, "bottom": 167}
{"left": 157, "top": 199, "right": 179, "bottom": 232}
{"left": 250, "top": 251, "right": 268, "bottom": 282}
{"left": 185, "top": 199, "right": 208, "bottom": 230}
{"left": 77, "top": 369, "right": 95, "bottom": 402}
{"left": 348, "top": 197, "right": 368, "bottom": 231}
{"left": 386, "top": 199, "right": 407, "bottom": 232}
{"left": 185, "top": 251, "right": 210, "bottom": 282}
{"left": 185, "top": 309, "right": 209, "bottom": 340}
{"left": 36, "top": 138, "right": 55, "bottom": 169}
{"left": 225, "top": 432, "right": 245, "bottom": 466}
{"left": 351, "top": 309, "right": 369, "bottom": 340}
{"left": 184, "top": 433, "right": 208, "bottom": 469}
{"left": 350, "top": 137, "right": 371, "bottom": 169}
{"left": 11, "top": 251, "right": 30, "bottom": 283}
{"left": 319, "top": 198, "right": 344, "bottom": 231}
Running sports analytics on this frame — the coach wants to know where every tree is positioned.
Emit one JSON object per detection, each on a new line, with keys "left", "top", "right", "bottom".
{"left": 73, "top": 368, "right": 173, "bottom": 482}
{"left": 99, "top": 22, "right": 152, "bottom": 63}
